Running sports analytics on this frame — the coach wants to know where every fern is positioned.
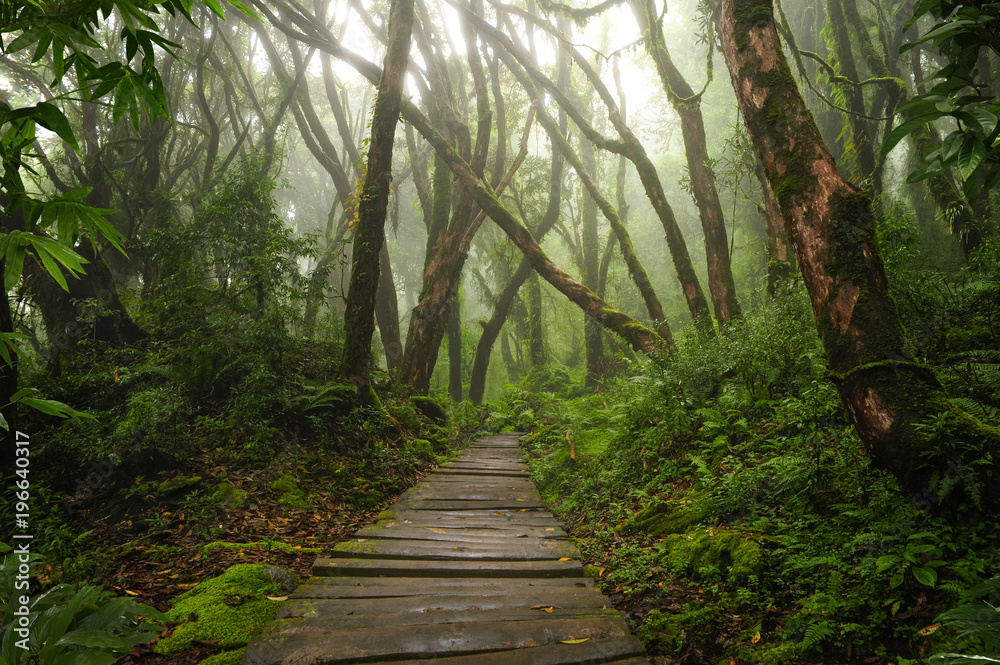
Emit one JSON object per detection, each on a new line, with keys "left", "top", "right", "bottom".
{"left": 800, "top": 620, "right": 836, "bottom": 654}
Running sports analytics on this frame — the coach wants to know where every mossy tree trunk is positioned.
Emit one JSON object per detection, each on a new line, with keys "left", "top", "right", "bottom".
{"left": 753, "top": 157, "right": 795, "bottom": 296}
{"left": 338, "top": 0, "right": 413, "bottom": 394}
{"left": 631, "top": 0, "right": 742, "bottom": 325}
{"left": 376, "top": 241, "right": 402, "bottom": 371}
{"left": 580, "top": 130, "right": 605, "bottom": 388}
{"left": 447, "top": 291, "right": 462, "bottom": 401}
{"left": 525, "top": 272, "right": 545, "bottom": 367}
{"left": 714, "top": 0, "right": 1000, "bottom": 511}
{"left": 406, "top": 107, "right": 664, "bottom": 356}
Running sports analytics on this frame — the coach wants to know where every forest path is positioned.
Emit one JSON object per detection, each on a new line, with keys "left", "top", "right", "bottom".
{"left": 242, "top": 433, "right": 648, "bottom": 665}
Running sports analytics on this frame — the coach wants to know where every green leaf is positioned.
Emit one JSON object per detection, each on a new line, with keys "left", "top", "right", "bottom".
{"left": 883, "top": 115, "right": 941, "bottom": 155}
{"left": 18, "top": 396, "right": 95, "bottom": 420}
{"left": 876, "top": 554, "right": 902, "bottom": 572}
{"left": 56, "top": 629, "right": 128, "bottom": 650}
{"left": 957, "top": 137, "right": 986, "bottom": 181}
{"left": 33, "top": 102, "right": 80, "bottom": 152}
{"left": 890, "top": 572, "right": 905, "bottom": 589}
{"left": 4, "top": 235, "right": 26, "bottom": 292}
{"left": 202, "top": 0, "right": 226, "bottom": 18}
{"left": 912, "top": 566, "right": 938, "bottom": 587}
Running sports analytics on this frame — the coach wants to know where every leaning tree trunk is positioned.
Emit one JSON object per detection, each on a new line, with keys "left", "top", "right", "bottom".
{"left": 631, "top": 0, "right": 742, "bottom": 324}
{"left": 447, "top": 291, "right": 462, "bottom": 401}
{"left": 713, "top": 0, "right": 1000, "bottom": 511}
{"left": 338, "top": 0, "right": 413, "bottom": 395}
{"left": 376, "top": 241, "right": 402, "bottom": 371}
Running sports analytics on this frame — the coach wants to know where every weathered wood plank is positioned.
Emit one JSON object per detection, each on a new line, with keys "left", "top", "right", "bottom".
{"left": 331, "top": 537, "right": 578, "bottom": 560}
{"left": 281, "top": 589, "right": 612, "bottom": 615}
{"left": 290, "top": 576, "right": 594, "bottom": 598}
{"left": 340, "top": 637, "right": 647, "bottom": 665}
{"left": 245, "top": 616, "right": 633, "bottom": 665}
{"left": 313, "top": 556, "right": 584, "bottom": 578}
{"left": 354, "top": 524, "right": 567, "bottom": 541}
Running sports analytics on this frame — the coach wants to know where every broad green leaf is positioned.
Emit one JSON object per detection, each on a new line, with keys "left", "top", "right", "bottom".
{"left": 4, "top": 234, "right": 26, "bottom": 292}
{"left": 18, "top": 396, "right": 95, "bottom": 420}
{"left": 202, "top": 0, "right": 226, "bottom": 18}
{"left": 56, "top": 629, "right": 128, "bottom": 650}
{"left": 912, "top": 566, "right": 938, "bottom": 587}
{"left": 33, "top": 102, "right": 79, "bottom": 152}
{"left": 890, "top": 572, "right": 904, "bottom": 589}
{"left": 957, "top": 137, "right": 986, "bottom": 181}
{"left": 883, "top": 115, "right": 941, "bottom": 155}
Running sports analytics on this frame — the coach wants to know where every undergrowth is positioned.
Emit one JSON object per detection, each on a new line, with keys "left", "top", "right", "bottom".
{"left": 494, "top": 283, "right": 999, "bottom": 665}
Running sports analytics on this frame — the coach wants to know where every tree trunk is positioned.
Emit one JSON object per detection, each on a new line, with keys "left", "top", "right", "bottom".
{"left": 713, "top": 0, "right": 1000, "bottom": 511}
{"left": 338, "top": 0, "right": 414, "bottom": 395}
{"left": 631, "top": 0, "right": 742, "bottom": 324}
{"left": 753, "top": 157, "right": 795, "bottom": 296}
{"left": 447, "top": 291, "right": 462, "bottom": 401}
{"left": 525, "top": 272, "right": 545, "bottom": 367}
{"left": 407, "top": 106, "right": 664, "bottom": 355}
{"left": 376, "top": 241, "right": 402, "bottom": 371}
{"left": 580, "top": 130, "right": 604, "bottom": 387}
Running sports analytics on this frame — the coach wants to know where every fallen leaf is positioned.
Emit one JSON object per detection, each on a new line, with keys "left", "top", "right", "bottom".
{"left": 559, "top": 638, "right": 589, "bottom": 644}
{"left": 125, "top": 590, "right": 141, "bottom": 596}
{"left": 558, "top": 558, "right": 573, "bottom": 561}
{"left": 266, "top": 595, "right": 289, "bottom": 601}
{"left": 918, "top": 623, "right": 941, "bottom": 636}
{"left": 426, "top": 528, "right": 447, "bottom": 534}
{"left": 752, "top": 631, "right": 761, "bottom": 644}
{"left": 530, "top": 604, "right": 556, "bottom": 613}
{"left": 598, "top": 567, "right": 606, "bottom": 577}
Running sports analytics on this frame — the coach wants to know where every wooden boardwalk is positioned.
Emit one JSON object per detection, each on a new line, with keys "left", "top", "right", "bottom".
{"left": 243, "top": 433, "right": 648, "bottom": 665}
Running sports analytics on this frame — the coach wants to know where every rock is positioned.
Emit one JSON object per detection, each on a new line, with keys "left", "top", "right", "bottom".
{"left": 157, "top": 476, "right": 202, "bottom": 496}
{"left": 410, "top": 396, "right": 448, "bottom": 425}
{"left": 264, "top": 566, "right": 298, "bottom": 594}
{"left": 267, "top": 473, "right": 311, "bottom": 511}
{"left": 211, "top": 482, "right": 250, "bottom": 509}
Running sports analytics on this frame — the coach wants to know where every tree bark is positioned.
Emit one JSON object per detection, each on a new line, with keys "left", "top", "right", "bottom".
{"left": 525, "top": 272, "right": 545, "bottom": 367}
{"left": 752, "top": 156, "right": 795, "bottom": 296}
{"left": 580, "top": 127, "right": 605, "bottom": 387}
{"left": 447, "top": 291, "right": 462, "bottom": 401}
{"left": 338, "top": 0, "right": 414, "bottom": 395}
{"left": 713, "top": 0, "right": 1000, "bottom": 511}
{"left": 631, "top": 0, "right": 742, "bottom": 324}
{"left": 376, "top": 241, "right": 402, "bottom": 371}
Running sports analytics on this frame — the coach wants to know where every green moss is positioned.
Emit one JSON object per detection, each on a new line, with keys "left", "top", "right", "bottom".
{"left": 618, "top": 496, "right": 712, "bottom": 536}
{"left": 153, "top": 564, "right": 283, "bottom": 656}
{"left": 732, "top": 0, "right": 775, "bottom": 49}
{"left": 198, "top": 647, "right": 246, "bottom": 665}
{"left": 411, "top": 438, "right": 435, "bottom": 461}
{"left": 210, "top": 482, "right": 250, "bottom": 509}
{"left": 662, "top": 529, "right": 766, "bottom": 583}
{"left": 637, "top": 604, "right": 723, "bottom": 655}
{"left": 410, "top": 395, "right": 448, "bottom": 425}
{"left": 203, "top": 541, "right": 322, "bottom": 555}
{"left": 158, "top": 475, "right": 202, "bottom": 495}
{"left": 268, "top": 473, "right": 311, "bottom": 510}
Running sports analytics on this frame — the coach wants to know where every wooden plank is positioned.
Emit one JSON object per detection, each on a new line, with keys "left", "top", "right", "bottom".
{"left": 349, "top": 637, "right": 647, "bottom": 665}
{"left": 391, "top": 499, "right": 548, "bottom": 511}
{"left": 354, "top": 525, "right": 567, "bottom": 541}
{"left": 313, "top": 556, "right": 584, "bottom": 578}
{"left": 290, "top": 577, "right": 594, "bottom": 598}
{"left": 330, "top": 538, "right": 578, "bottom": 560}
{"left": 244, "top": 616, "right": 633, "bottom": 665}
{"left": 281, "top": 588, "right": 612, "bottom": 615}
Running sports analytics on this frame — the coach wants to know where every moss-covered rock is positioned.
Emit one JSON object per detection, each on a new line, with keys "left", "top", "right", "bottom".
{"left": 157, "top": 475, "right": 202, "bottom": 496}
{"left": 661, "top": 528, "right": 766, "bottom": 583}
{"left": 410, "top": 439, "right": 435, "bottom": 462}
{"left": 199, "top": 647, "right": 246, "bottom": 665}
{"left": 267, "top": 473, "right": 311, "bottom": 510}
{"left": 636, "top": 604, "right": 723, "bottom": 655}
{"left": 153, "top": 564, "right": 283, "bottom": 656}
{"left": 410, "top": 395, "right": 448, "bottom": 425}
{"left": 210, "top": 481, "right": 250, "bottom": 509}
{"left": 618, "top": 496, "right": 712, "bottom": 536}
